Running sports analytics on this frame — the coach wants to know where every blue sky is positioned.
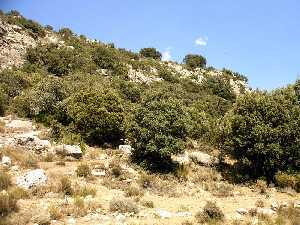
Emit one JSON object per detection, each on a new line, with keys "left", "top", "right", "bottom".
{"left": 1, "top": 0, "right": 300, "bottom": 90}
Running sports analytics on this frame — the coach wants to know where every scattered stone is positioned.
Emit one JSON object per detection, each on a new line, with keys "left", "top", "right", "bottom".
{"left": 16, "top": 169, "right": 47, "bottom": 189}
{"left": 118, "top": 145, "right": 132, "bottom": 154}
{"left": 1, "top": 155, "right": 11, "bottom": 167}
{"left": 236, "top": 208, "right": 248, "bottom": 215}
{"left": 54, "top": 144, "right": 82, "bottom": 158}
{"left": 189, "top": 151, "right": 219, "bottom": 166}
{"left": 66, "top": 217, "right": 76, "bottom": 225}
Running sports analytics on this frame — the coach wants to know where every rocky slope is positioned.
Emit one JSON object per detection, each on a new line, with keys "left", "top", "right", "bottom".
{"left": 0, "top": 115, "right": 299, "bottom": 225}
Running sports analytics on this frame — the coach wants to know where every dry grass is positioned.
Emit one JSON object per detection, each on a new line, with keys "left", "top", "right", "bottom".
{"left": 256, "top": 180, "right": 268, "bottom": 194}
{"left": 0, "top": 171, "right": 11, "bottom": 191}
{"left": 48, "top": 204, "right": 63, "bottom": 220}
{"left": 125, "top": 185, "right": 144, "bottom": 197}
{"left": 58, "top": 176, "right": 73, "bottom": 195}
{"left": 55, "top": 160, "right": 66, "bottom": 166}
{"left": 255, "top": 199, "right": 265, "bottom": 208}
{"left": 0, "top": 190, "right": 19, "bottom": 217}
{"left": 43, "top": 153, "right": 55, "bottom": 162}
{"left": 0, "top": 121, "right": 5, "bottom": 133}
{"left": 140, "top": 199, "right": 154, "bottom": 208}
{"left": 76, "top": 163, "right": 91, "bottom": 177}
{"left": 73, "top": 185, "right": 97, "bottom": 197}
{"left": 195, "top": 201, "right": 224, "bottom": 224}
{"left": 1, "top": 147, "right": 39, "bottom": 169}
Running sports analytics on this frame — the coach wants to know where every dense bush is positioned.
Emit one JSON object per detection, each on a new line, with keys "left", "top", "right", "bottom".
{"left": 183, "top": 54, "right": 206, "bottom": 69}
{"left": 195, "top": 201, "right": 224, "bottom": 223}
{"left": 13, "top": 78, "right": 66, "bottom": 118}
{"left": 0, "top": 70, "right": 29, "bottom": 98}
{"left": 64, "top": 89, "right": 124, "bottom": 145}
{"left": 221, "top": 85, "right": 300, "bottom": 181}
{"left": 201, "top": 76, "right": 236, "bottom": 101}
{"left": 128, "top": 97, "right": 188, "bottom": 171}
{"left": 92, "top": 46, "right": 128, "bottom": 77}
{"left": 275, "top": 172, "right": 300, "bottom": 192}
{"left": 139, "top": 48, "right": 162, "bottom": 60}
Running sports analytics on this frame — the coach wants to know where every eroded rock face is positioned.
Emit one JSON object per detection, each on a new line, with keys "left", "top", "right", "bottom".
{"left": 16, "top": 169, "right": 47, "bottom": 189}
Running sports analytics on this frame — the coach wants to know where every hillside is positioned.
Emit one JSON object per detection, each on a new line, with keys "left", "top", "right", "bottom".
{"left": 0, "top": 10, "right": 299, "bottom": 225}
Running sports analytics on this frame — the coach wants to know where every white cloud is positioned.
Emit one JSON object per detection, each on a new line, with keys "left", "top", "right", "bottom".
{"left": 195, "top": 36, "right": 208, "bottom": 46}
{"left": 162, "top": 48, "right": 172, "bottom": 61}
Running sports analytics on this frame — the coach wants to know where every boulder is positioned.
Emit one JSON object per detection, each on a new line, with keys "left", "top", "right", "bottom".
{"left": 16, "top": 169, "right": 47, "bottom": 189}
{"left": 118, "top": 145, "right": 132, "bottom": 154}
{"left": 54, "top": 144, "right": 82, "bottom": 158}
{"left": 1, "top": 156, "right": 11, "bottom": 167}
{"left": 13, "top": 132, "right": 51, "bottom": 151}
{"left": 189, "top": 151, "right": 219, "bottom": 166}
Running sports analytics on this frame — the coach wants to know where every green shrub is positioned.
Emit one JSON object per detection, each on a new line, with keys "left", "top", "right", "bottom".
{"left": 0, "top": 90, "right": 8, "bottom": 116}
{"left": 183, "top": 54, "right": 206, "bottom": 69}
{"left": 221, "top": 85, "right": 300, "bottom": 181}
{"left": 158, "top": 69, "right": 179, "bottom": 83}
{"left": 12, "top": 77, "right": 66, "bottom": 117}
{"left": 0, "top": 70, "right": 29, "bottom": 98}
{"left": 139, "top": 48, "right": 162, "bottom": 60}
{"left": 92, "top": 46, "right": 128, "bottom": 77}
{"left": 76, "top": 164, "right": 91, "bottom": 178}
{"left": 64, "top": 89, "right": 124, "bottom": 145}
{"left": 201, "top": 76, "right": 236, "bottom": 101}
{"left": 128, "top": 97, "right": 188, "bottom": 171}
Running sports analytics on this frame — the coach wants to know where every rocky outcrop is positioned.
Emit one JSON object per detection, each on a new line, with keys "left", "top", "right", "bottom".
{"left": 0, "top": 17, "right": 60, "bottom": 71}
{"left": 118, "top": 145, "right": 132, "bottom": 154}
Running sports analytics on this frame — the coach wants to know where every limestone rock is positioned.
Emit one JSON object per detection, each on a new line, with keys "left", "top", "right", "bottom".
{"left": 16, "top": 169, "right": 47, "bottom": 189}
{"left": 172, "top": 151, "right": 190, "bottom": 165}
{"left": 189, "top": 151, "right": 219, "bottom": 166}
{"left": 54, "top": 144, "right": 82, "bottom": 158}
{"left": 294, "top": 200, "right": 300, "bottom": 209}
{"left": 118, "top": 145, "right": 132, "bottom": 154}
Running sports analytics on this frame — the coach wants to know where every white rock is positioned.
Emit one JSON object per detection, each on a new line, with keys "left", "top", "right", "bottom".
{"left": 10, "top": 165, "right": 19, "bottom": 172}
{"left": 172, "top": 151, "right": 190, "bottom": 165}
{"left": 236, "top": 208, "right": 248, "bottom": 215}
{"left": 257, "top": 208, "right": 276, "bottom": 216}
{"left": 66, "top": 217, "right": 76, "bottom": 225}
{"left": 91, "top": 169, "right": 105, "bottom": 177}
{"left": 156, "top": 209, "right": 173, "bottom": 218}
{"left": 6, "top": 119, "right": 33, "bottom": 130}
{"left": 189, "top": 151, "right": 219, "bottom": 166}
{"left": 1, "top": 156, "right": 11, "bottom": 166}
{"left": 118, "top": 145, "right": 132, "bottom": 154}
{"left": 54, "top": 144, "right": 82, "bottom": 158}
{"left": 271, "top": 202, "right": 279, "bottom": 211}
{"left": 16, "top": 169, "right": 47, "bottom": 189}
